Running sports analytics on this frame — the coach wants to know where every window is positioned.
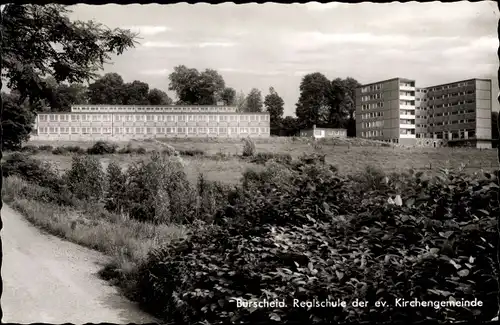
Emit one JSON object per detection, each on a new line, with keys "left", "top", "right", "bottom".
{"left": 115, "top": 128, "right": 122, "bottom": 134}
{"left": 103, "top": 115, "right": 111, "bottom": 122}
{"left": 71, "top": 115, "right": 79, "bottom": 122}
{"left": 230, "top": 115, "right": 237, "bottom": 122}
{"left": 71, "top": 127, "right": 80, "bottom": 134}
{"left": 136, "top": 115, "right": 144, "bottom": 122}
{"left": 219, "top": 115, "right": 228, "bottom": 122}
{"left": 178, "top": 127, "right": 186, "bottom": 134}
{"left": 60, "top": 127, "right": 69, "bottom": 134}
{"left": 240, "top": 115, "right": 248, "bottom": 122}
{"left": 49, "top": 115, "right": 58, "bottom": 122}
{"left": 146, "top": 115, "right": 155, "bottom": 122}
{"left": 135, "top": 127, "right": 144, "bottom": 134}
{"left": 125, "top": 115, "right": 133, "bottom": 122}
{"left": 250, "top": 127, "right": 258, "bottom": 134}
{"left": 260, "top": 127, "right": 267, "bottom": 133}
{"left": 230, "top": 127, "right": 238, "bottom": 134}
{"left": 39, "top": 127, "right": 48, "bottom": 134}
{"left": 103, "top": 128, "right": 112, "bottom": 134}
{"left": 188, "top": 127, "right": 197, "bottom": 134}
{"left": 178, "top": 115, "right": 186, "bottom": 122}
{"left": 250, "top": 115, "right": 257, "bottom": 122}
{"left": 209, "top": 115, "right": 217, "bottom": 122}
{"left": 39, "top": 115, "right": 48, "bottom": 122}
{"left": 60, "top": 115, "right": 69, "bottom": 122}
{"left": 240, "top": 127, "right": 248, "bottom": 134}
{"left": 198, "top": 127, "right": 207, "bottom": 134}
{"left": 209, "top": 127, "right": 217, "bottom": 134}
{"left": 146, "top": 127, "right": 154, "bottom": 134}
{"left": 198, "top": 115, "right": 207, "bottom": 122}
{"left": 167, "top": 115, "right": 175, "bottom": 122}
{"left": 156, "top": 127, "right": 165, "bottom": 134}
{"left": 91, "top": 115, "right": 100, "bottom": 122}
{"left": 166, "top": 128, "right": 175, "bottom": 134}
{"left": 188, "top": 115, "right": 196, "bottom": 122}
{"left": 49, "top": 127, "right": 57, "bottom": 133}
{"left": 219, "top": 127, "right": 227, "bottom": 134}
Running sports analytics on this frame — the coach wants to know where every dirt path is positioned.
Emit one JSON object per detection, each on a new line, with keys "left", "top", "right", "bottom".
{"left": 1, "top": 204, "right": 158, "bottom": 323}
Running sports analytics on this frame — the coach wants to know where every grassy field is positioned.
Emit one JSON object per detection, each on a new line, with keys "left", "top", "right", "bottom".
{"left": 26, "top": 138, "right": 498, "bottom": 180}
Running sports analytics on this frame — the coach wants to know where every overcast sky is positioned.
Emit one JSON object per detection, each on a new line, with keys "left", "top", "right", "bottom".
{"left": 68, "top": 1, "right": 500, "bottom": 114}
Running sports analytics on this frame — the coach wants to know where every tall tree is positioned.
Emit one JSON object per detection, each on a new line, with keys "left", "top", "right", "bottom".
{"left": 1, "top": 4, "right": 137, "bottom": 106}
{"left": 280, "top": 116, "right": 301, "bottom": 137}
{"left": 87, "top": 73, "right": 126, "bottom": 104}
{"left": 326, "top": 78, "right": 349, "bottom": 128}
{"left": 221, "top": 87, "right": 236, "bottom": 106}
{"left": 122, "top": 80, "right": 150, "bottom": 105}
{"left": 245, "top": 88, "right": 263, "bottom": 113}
{"left": 235, "top": 90, "right": 247, "bottom": 112}
{"left": 295, "top": 72, "right": 331, "bottom": 127}
{"left": 148, "top": 88, "right": 173, "bottom": 105}
{"left": 1, "top": 92, "right": 36, "bottom": 150}
{"left": 264, "top": 87, "right": 285, "bottom": 135}
{"left": 168, "top": 65, "right": 227, "bottom": 105}
{"left": 342, "top": 77, "right": 362, "bottom": 137}
{"left": 49, "top": 83, "right": 88, "bottom": 111}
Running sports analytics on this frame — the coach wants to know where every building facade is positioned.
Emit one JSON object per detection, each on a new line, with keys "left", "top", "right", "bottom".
{"left": 31, "top": 105, "right": 271, "bottom": 141}
{"left": 299, "top": 125, "right": 347, "bottom": 139}
{"left": 355, "top": 78, "right": 492, "bottom": 148}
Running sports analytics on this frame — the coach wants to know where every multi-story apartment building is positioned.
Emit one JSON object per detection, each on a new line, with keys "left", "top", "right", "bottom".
{"left": 355, "top": 78, "right": 493, "bottom": 148}
{"left": 31, "top": 104, "right": 271, "bottom": 141}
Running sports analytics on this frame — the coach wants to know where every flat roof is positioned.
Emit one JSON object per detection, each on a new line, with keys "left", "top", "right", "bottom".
{"left": 357, "top": 77, "right": 415, "bottom": 88}
{"left": 421, "top": 78, "right": 491, "bottom": 89}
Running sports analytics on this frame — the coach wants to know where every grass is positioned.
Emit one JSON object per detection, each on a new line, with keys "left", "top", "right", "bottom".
{"left": 2, "top": 176, "right": 189, "bottom": 284}
{"left": 25, "top": 138, "right": 498, "bottom": 181}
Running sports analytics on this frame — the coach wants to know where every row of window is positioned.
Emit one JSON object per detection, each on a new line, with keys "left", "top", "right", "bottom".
{"left": 360, "top": 84, "right": 383, "bottom": 93}
{"left": 38, "top": 126, "right": 270, "bottom": 135}
{"left": 426, "top": 110, "right": 476, "bottom": 117}
{"left": 430, "top": 129, "right": 476, "bottom": 139}
{"left": 400, "top": 91, "right": 414, "bottom": 97}
{"left": 361, "top": 102, "right": 384, "bottom": 111}
{"left": 72, "top": 106, "right": 236, "bottom": 113}
{"left": 39, "top": 114, "right": 269, "bottom": 123}
{"left": 361, "top": 112, "right": 384, "bottom": 120}
{"left": 427, "top": 81, "right": 474, "bottom": 92}
{"left": 362, "top": 121, "right": 384, "bottom": 128}
{"left": 427, "top": 119, "right": 476, "bottom": 126}
{"left": 361, "top": 130, "right": 383, "bottom": 137}
{"left": 361, "top": 93, "right": 382, "bottom": 101}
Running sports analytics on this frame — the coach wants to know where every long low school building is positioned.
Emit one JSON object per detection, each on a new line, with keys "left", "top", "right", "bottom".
{"left": 31, "top": 104, "right": 271, "bottom": 141}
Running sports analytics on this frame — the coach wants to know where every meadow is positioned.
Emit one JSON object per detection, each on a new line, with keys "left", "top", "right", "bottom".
{"left": 2, "top": 137, "right": 499, "bottom": 323}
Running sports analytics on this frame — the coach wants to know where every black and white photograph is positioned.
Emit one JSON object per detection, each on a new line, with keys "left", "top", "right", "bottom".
{"left": 0, "top": 1, "right": 499, "bottom": 324}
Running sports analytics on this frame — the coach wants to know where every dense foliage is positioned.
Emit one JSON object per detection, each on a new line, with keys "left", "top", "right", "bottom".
{"left": 2, "top": 149, "right": 498, "bottom": 324}
{"left": 135, "top": 162, "right": 498, "bottom": 324}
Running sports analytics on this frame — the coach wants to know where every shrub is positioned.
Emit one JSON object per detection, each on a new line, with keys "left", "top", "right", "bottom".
{"left": 134, "top": 164, "right": 498, "bottom": 324}
{"left": 114, "top": 153, "right": 196, "bottom": 224}
{"left": 20, "top": 145, "right": 40, "bottom": 154}
{"left": 104, "top": 161, "right": 127, "bottom": 213}
{"left": 160, "top": 144, "right": 178, "bottom": 156}
{"left": 251, "top": 152, "right": 292, "bottom": 165}
{"left": 38, "top": 145, "right": 53, "bottom": 152}
{"left": 179, "top": 149, "right": 205, "bottom": 157}
{"left": 65, "top": 145, "right": 85, "bottom": 154}
{"left": 87, "top": 141, "right": 118, "bottom": 155}
{"left": 136, "top": 147, "right": 147, "bottom": 155}
{"left": 1, "top": 153, "right": 72, "bottom": 205}
{"left": 242, "top": 137, "right": 256, "bottom": 157}
{"left": 52, "top": 146, "right": 68, "bottom": 155}
{"left": 64, "top": 155, "right": 106, "bottom": 201}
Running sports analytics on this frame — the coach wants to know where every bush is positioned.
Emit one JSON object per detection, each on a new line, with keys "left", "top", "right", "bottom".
{"left": 65, "top": 145, "right": 85, "bottom": 154}
{"left": 108, "top": 153, "right": 196, "bottom": 224}
{"left": 1, "top": 153, "right": 72, "bottom": 205}
{"left": 242, "top": 137, "right": 256, "bottom": 157}
{"left": 136, "top": 147, "right": 147, "bottom": 155}
{"left": 87, "top": 141, "right": 118, "bottom": 155}
{"left": 64, "top": 155, "right": 106, "bottom": 201}
{"left": 250, "top": 152, "right": 292, "bottom": 165}
{"left": 20, "top": 145, "right": 40, "bottom": 154}
{"left": 179, "top": 149, "right": 205, "bottom": 157}
{"left": 52, "top": 146, "right": 68, "bottom": 155}
{"left": 38, "top": 145, "right": 53, "bottom": 152}
{"left": 135, "top": 164, "right": 498, "bottom": 324}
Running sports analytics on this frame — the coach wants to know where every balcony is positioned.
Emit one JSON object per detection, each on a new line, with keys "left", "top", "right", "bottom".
{"left": 400, "top": 85, "right": 415, "bottom": 91}
{"left": 400, "top": 95, "right": 415, "bottom": 101}
{"left": 400, "top": 133, "right": 416, "bottom": 139}
{"left": 400, "top": 124, "right": 416, "bottom": 129}
{"left": 399, "top": 114, "right": 415, "bottom": 120}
